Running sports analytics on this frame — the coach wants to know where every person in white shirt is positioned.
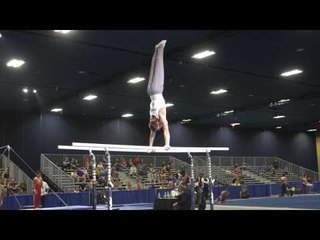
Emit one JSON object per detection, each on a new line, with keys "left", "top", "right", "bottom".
{"left": 41, "top": 181, "right": 50, "bottom": 208}
{"left": 147, "top": 40, "right": 170, "bottom": 150}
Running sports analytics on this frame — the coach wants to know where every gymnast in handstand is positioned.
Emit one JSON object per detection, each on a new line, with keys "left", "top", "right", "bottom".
{"left": 147, "top": 40, "right": 170, "bottom": 150}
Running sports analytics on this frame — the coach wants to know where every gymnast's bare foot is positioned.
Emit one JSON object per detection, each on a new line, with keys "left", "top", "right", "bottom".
{"left": 164, "top": 145, "right": 171, "bottom": 151}
{"left": 147, "top": 146, "right": 155, "bottom": 153}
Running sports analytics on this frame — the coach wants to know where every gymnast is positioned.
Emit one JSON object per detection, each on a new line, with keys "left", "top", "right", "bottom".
{"left": 147, "top": 40, "right": 170, "bottom": 150}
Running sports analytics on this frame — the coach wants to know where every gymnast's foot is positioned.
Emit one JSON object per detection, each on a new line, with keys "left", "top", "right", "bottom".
{"left": 147, "top": 146, "right": 155, "bottom": 153}
{"left": 164, "top": 144, "right": 171, "bottom": 151}
{"left": 156, "top": 40, "right": 166, "bottom": 49}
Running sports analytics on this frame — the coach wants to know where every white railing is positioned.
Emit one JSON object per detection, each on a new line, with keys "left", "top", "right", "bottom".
{"left": 44, "top": 153, "right": 188, "bottom": 170}
{"left": 0, "top": 155, "right": 33, "bottom": 195}
{"left": 40, "top": 154, "right": 75, "bottom": 192}
{"left": 195, "top": 155, "right": 319, "bottom": 181}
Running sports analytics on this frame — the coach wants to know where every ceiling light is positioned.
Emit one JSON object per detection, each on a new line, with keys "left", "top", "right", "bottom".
{"left": 182, "top": 119, "right": 191, "bottom": 122}
{"left": 280, "top": 69, "right": 302, "bottom": 77}
{"left": 33, "top": 89, "right": 37, "bottom": 94}
{"left": 127, "top": 77, "right": 145, "bottom": 84}
{"left": 192, "top": 50, "right": 215, "bottom": 59}
{"left": 307, "top": 129, "right": 317, "bottom": 132}
{"left": 121, "top": 113, "right": 133, "bottom": 118}
{"left": 269, "top": 98, "right": 290, "bottom": 107}
{"left": 7, "top": 59, "right": 25, "bottom": 68}
{"left": 216, "top": 110, "right": 234, "bottom": 117}
{"left": 22, "top": 88, "right": 28, "bottom": 93}
{"left": 83, "top": 95, "right": 97, "bottom": 101}
{"left": 0, "top": 33, "right": 2, "bottom": 38}
{"left": 278, "top": 99, "right": 290, "bottom": 104}
{"left": 54, "top": 30, "right": 72, "bottom": 34}
{"left": 230, "top": 123, "right": 240, "bottom": 127}
{"left": 273, "top": 115, "right": 286, "bottom": 119}
{"left": 166, "top": 103, "right": 174, "bottom": 108}
{"left": 51, "top": 108, "right": 63, "bottom": 113}
{"left": 210, "top": 89, "right": 228, "bottom": 95}
{"left": 275, "top": 126, "right": 282, "bottom": 129}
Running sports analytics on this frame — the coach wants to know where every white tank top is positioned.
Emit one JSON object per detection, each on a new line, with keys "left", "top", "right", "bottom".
{"left": 149, "top": 94, "right": 166, "bottom": 119}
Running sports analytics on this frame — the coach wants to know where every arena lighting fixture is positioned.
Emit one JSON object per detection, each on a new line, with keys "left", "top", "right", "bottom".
{"left": 33, "top": 89, "right": 37, "bottom": 94}
{"left": 127, "top": 77, "right": 145, "bottom": 84}
{"left": 166, "top": 103, "right": 174, "bottom": 107}
{"left": 269, "top": 99, "right": 290, "bottom": 107}
{"left": 273, "top": 115, "right": 285, "bottom": 119}
{"left": 54, "top": 30, "right": 72, "bottom": 34}
{"left": 182, "top": 119, "right": 191, "bottom": 122}
{"left": 216, "top": 110, "right": 234, "bottom": 117}
{"left": 7, "top": 59, "right": 25, "bottom": 68}
{"left": 278, "top": 99, "right": 290, "bottom": 103}
{"left": 51, "top": 108, "right": 63, "bottom": 112}
{"left": 83, "top": 95, "right": 97, "bottom": 101}
{"left": 22, "top": 88, "right": 28, "bottom": 93}
{"left": 280, "top": 69, "right": 302, "bottom": 77}
{"left": 121, "top": 113, "right": 133, "bottom": 118}
{"left": 230, "top": 123, "right": 240, "bottom": 127}
{"left": 275, "top": 126, "right": 282, "bottom": 129}
{"left": 192, "top": 50, "right": 215, "bottom": 59}
{"left": 307, "top": 129, "right": 317, "bottom": 132}
{"left": 210, "top": 89, "right": 228, "bottom": 95}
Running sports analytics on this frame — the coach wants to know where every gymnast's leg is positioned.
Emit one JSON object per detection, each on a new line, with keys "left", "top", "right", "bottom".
{"left": 147, "top": 40, "right": 166, "bottom": 96}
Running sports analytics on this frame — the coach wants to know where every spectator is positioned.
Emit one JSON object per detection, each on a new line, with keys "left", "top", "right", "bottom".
{"left": 62, "top": 157, "right": 70, "bottom": 170}
{"left": 83, "top": 156, "right": 91, "bottom": 169}
{"left": 215, "top": 189, "right": 230, "bottom": 203}
{"left": 121, "top": 159, "right": 127, "bottom": 170}
{"left": 19, "top": 181, "right": 27, "bottom": 194}
{"left": 70, "top": 158, "right": 78, "bottom": 169}
{"left": 240, "top": 185, "right": 250, "bottom": 199}
{"left": 41, "top": 181, "right": 50, "bottom": 208}
{"left": 301, "top": 175, "right": 308, "bottom": 194}
{"left": 126, "top": 181, "right": 132, "bottom": 191}
{"left": 7, "top": 178, "right": 18, "bottom": 195}
{"left": 129, "top": 164, "right": 137, "bottom": 176}
{"left": 199, "top": 174, "right": 209, "bottom": 210}
{"left": 279, "top": 174, "right": 287, "bottom": 197}
{"left": 172, "top": 183, "right": 192, "bottom": 210}
{"left": 0, "top": 179, "right": 7, "bottom": 209}
{"left": 2, "top": 168, "right": 9, "bottom": 185}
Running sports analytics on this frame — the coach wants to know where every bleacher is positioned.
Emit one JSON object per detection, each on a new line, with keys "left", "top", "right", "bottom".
{"left": 42, "top": 154, "right": 318, "bottom": 193}
{"left": 245, "top": 166, "right": 302, "bottom": 183}
{"left": 219, "top": 166, "right": 267, "bottom": 185}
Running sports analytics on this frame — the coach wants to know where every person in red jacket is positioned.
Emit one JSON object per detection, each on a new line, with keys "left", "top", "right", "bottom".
{"left": 33, "top": 170, "right": 42, "bottom": 209}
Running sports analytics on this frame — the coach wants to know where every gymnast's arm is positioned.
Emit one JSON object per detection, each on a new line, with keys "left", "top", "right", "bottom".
{"left": 149, "top": 130, "right": 156, "bottom": 147}
{"left": 159, "top": 108, "right": 170, "bottom": 149}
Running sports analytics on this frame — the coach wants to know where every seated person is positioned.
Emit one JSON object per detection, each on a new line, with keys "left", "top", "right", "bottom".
{"left": 285, "top": 185, "right": 295, "bottom": 196}
{"left": 240, "top": 185, "right": 250, "bottom": 199}
{"left": 215, "top": 189, "right": 230, "bottom": 203}
{"left": 7, "top": 178, "right": 18, "bottom": 195}
{"left": 172, "top": 183, "right": 192, "bottom": 210}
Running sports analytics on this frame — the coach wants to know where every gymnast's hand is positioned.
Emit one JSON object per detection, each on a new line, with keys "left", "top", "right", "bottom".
{"left": 164, "top": 145, "right": 171, "bottom": 151}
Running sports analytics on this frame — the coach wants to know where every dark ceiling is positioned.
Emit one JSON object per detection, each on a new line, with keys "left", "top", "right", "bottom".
{"left": 0, "top": 30, "right": 320, "bottom": 132}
